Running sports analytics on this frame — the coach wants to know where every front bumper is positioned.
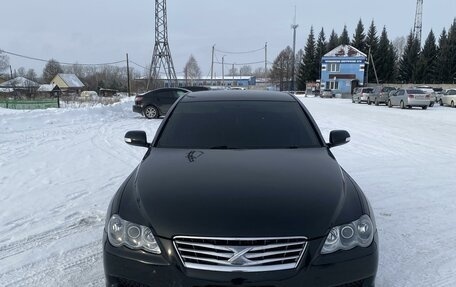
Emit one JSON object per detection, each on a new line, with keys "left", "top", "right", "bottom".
{"left": 103, "top": 232, "right": 378, "bottom": 287}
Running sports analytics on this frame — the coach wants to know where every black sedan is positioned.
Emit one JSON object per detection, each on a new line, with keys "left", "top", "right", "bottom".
{"left": 132, "top": 87, "right": 190, "bottom": 119}
{"left": 104, "top": 91, "right": 378, "bottom": 287}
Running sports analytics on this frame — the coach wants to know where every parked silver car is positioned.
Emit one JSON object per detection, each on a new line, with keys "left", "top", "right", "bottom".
{"left": 370, "top": 86, "right": 396, "bottom": 106}
{"left": 352, "top": 87, "right": 373, "bottom": 104}
{"left": 440, "top": 89, "right": 456, "bottom": 107}
{"left": 321, "top": 89, "right": 334, "bottom": 98}
{"left": 415, "top": 86, "right": 436, "bottom": 107}
{"left": 387, "top": 89, "right": 430, "bottom": 109}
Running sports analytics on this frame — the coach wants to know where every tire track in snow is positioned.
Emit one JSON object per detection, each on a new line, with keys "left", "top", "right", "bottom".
{"left": 0, "top": 214, "right": 104, "bottom": 261}
{"left": 0, "top": 240, "right": 104, "bottom": 287}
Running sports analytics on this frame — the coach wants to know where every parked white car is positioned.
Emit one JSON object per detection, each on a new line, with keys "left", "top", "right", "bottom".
{"left": 440, "top": 89, "right": 456, "bottom": 108}
{"left": 388, "top": 88, "right": 430, "bottom": 109}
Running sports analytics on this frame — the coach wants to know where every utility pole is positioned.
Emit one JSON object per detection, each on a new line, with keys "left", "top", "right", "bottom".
{"left": 126, "top": 53, "right": 131, "bottom": 97}
{"left": 232, "top": 63, "right": 235, "bottom": 87}
{"left": 222, "top": 55, "right": 225, "bottom": 87}
{"left": 291, "top": 7, "right": 298, "bottom": 91}
{"left": 211, "top": 45, "right": 215, "bottom": 85}
{"left": 265, "top": 42, "right": 268, "bottom": 77}
{"left": 365, "top": 44, "right": 379, "bottom": 85}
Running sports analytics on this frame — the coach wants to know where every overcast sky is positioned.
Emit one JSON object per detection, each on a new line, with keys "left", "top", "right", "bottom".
{"left": 2, "top": 0, "right": 455, "bottom": 78}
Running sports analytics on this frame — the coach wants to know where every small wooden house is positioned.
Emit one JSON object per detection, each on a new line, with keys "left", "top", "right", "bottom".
{"left": 51, "top": 74, "right": 84, "bottom": 94}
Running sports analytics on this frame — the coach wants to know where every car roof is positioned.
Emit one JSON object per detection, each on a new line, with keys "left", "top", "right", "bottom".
{"left": 180, "top": 90, "right": 296, "bottom": 102}
{"left": 140, "top": 87, "right": 190, "bottom": 95}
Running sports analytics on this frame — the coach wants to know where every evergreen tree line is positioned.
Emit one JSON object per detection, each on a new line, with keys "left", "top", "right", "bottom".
{"left": 269, "top": 18, "right": 456, "bottom": 90}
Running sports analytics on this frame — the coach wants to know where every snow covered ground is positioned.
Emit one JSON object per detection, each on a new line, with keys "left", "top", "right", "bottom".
{"left": 0, "top": 96, "right": 455, "bottom": 286}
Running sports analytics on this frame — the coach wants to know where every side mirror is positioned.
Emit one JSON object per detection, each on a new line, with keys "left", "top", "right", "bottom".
{"left": 124, "top": 131, "right": 149, "bottom": 148}
{"left": 328, "top": 130, "right": 351, "bottom": 148}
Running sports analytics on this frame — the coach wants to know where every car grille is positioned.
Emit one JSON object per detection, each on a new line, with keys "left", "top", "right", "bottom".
{"left": 174, "top": 236, "right": 307, "bottom": 272}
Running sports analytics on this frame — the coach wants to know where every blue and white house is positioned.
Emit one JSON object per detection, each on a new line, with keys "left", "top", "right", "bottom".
{"left": 320, "top": 45, "right": 367, "bottom": 94}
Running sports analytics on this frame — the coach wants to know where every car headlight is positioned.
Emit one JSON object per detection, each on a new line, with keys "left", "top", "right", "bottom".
{"left": 321, "top": 215, "right": 374, "bottom": 254}
{"left": 107, "top": 214, "right": 161, "bottom": 254}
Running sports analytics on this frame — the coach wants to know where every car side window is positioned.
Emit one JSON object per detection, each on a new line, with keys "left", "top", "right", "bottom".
{"left": 397, "top": 90, "right": 404, "bottom": 96}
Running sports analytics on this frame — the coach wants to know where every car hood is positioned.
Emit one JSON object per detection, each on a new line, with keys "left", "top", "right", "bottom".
{"left": 132, "top": 148, "right": 349, "bottom": 239}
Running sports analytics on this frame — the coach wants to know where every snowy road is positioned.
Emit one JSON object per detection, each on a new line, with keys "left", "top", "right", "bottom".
{"left": 0, "top": 96, "right": 455, "bottom": 286}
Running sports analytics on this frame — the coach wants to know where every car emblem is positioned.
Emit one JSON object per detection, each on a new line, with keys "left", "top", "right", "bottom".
{"left": 227, "top": 246, "right": 254, "bottom": 266}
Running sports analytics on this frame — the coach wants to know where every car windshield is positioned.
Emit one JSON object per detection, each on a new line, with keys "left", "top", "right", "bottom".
{"left": 156, "top": 101, "right": 321, "bottom": 149}
{"left": 362, "top": 88, "right": 373, "bottom": 93}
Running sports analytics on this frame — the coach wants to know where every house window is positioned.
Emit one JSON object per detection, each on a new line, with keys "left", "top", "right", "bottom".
{"left": 321, "top": 65, "right": 327, "bottom": 71}
{"left": 329, "top": 81, "right": 339, "bottom": 90}
{"left": 360, "top": 64, "right": 365, "bottom": 71}
{"left": 329, "top": 63, "right": 340, "bottom": 72}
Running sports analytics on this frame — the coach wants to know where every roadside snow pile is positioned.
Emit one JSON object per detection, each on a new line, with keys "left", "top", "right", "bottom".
{"left": 0, "top": 97, "right": 455, "bottom": 286}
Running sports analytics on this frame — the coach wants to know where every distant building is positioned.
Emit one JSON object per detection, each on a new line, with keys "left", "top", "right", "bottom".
{"left": 0, "top": 77, "right": 40, "bottom": 98}
{"left": 176, "top": 76, "right": 256, "bottom": 88}
{"left": 51, "top": 74, "right": 84, "bottom": 94}
{"left": 37, "top": 84, "right": 61, "bottom": 97}
{"left": 320, "top": 45, "right": 367, "bottom": 94}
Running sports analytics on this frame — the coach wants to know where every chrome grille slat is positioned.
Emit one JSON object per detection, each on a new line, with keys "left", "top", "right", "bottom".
{"left": 179, "top": 248, "right": 232, "bottom": 259}
{"left": 245, "top": 255, "right": 301, "bottom": 265}
{"left": 174, "top": 240, "right": 232, "bottom": 252}
{"left": 182, "top": 255, "right": 237, "bottom": 266}
{"left": 245, "top": 248, "right": 302, "bottom": 259}
{"left": 174, "top": 236, "right": 307, "bottom": 272}
{"left": 250, "top": 241, "right": 306, "bottom": 251}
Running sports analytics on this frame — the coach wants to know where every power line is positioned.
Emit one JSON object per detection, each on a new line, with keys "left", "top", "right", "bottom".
{"left": 215, "top": 46, "right": 265, "bottom": 55}
{"left": 0, "top": 49, "right": 126, "bottom": 66}
{"left": 214, "top": 61, "right": 266, "bottom": 66}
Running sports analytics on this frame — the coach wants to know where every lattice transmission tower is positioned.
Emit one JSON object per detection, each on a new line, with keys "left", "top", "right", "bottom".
{"left": 147, "top": 0, "right": 177, "bottom": 89}
{"left": 413, "top": 0, "right": 424, "bottom": 44}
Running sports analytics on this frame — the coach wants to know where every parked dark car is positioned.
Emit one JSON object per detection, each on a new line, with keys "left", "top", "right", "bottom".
{"left": 104, "top": 91, "right": 378, "bottom": 287}
{"left": 132, "top": 87, "right": 190, "bottom": 119}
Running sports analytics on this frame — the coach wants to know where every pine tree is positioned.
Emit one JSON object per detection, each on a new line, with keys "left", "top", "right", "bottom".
{"left": 339, "top": 25, "right": 350, "bottom": 45}
{"left": 435, "top": 28, "right": 448, "bottom": 83}
{"left": 415, "top": 30, "right": 438, "bottom": 84}
{"left": 327, "top": 30, "right": 339, "bottom": 52}
{"left": 297, "top": 27, "right": 317, "bottom": 89}
{"left": 375, "top": 27, "right": 396, "bottom": 83}
{"left": 351, "top": 19, "right": 366, "bottom": 53}
{"left": 315, "top": 28, "right": 327, "bottom": 82}
{"left": 366, "top": 21, "right": 379, "bottom": 83}
{"left": 447, "top": 20, "right": 456, "bottom": 83}
{"left": 398, "top": 31, "right": 420, "bottom": 83}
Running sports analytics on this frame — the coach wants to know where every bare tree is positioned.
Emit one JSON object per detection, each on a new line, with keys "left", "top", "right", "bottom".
{"left": 0, "top": 51, "right": 9, "bottom": 74}
{"left": 17, "top": 67, "right": 26, "bottom": 77}
{"left": 42, "top": 59, "right": 63, "bottom": 83}
{"left": 26, "top": 69, "right": 38, "bottom": 82}
{"left": 253, "top": 67, "right": 266, "bottom": 78}
{"left": 392, "top": 36, "right": 407, "bottom": 58}
{"left": 240, "top": 65, "right": 252, "bottom": 76}
{"left": 228, "top": 66, "right": 238, "bottom": 76}
{"left": 270, "top": 46, "right": 294, "bottom": 91}
{"left": 183, "top": 55, "right": 201, "bottom": 85}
